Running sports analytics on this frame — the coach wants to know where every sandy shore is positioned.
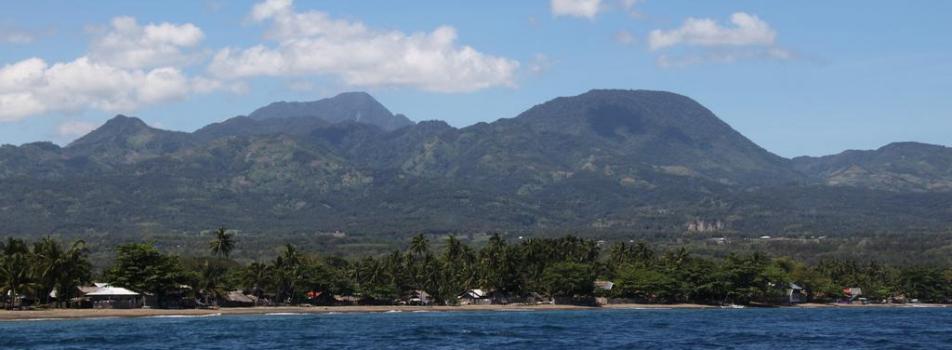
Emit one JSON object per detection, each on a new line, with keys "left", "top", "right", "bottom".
{"left": 0, "top": 303, "right": 698, "bottom": 321}
{"left": 0, "top": 303, "right": 944, "bottom": 321}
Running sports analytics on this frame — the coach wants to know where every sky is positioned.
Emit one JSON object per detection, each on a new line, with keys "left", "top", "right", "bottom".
{"left": 0, "top": 0, "right": 950, "bottom": 157}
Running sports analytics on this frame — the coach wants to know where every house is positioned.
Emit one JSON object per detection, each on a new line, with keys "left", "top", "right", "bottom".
{"left": 843, "top": 287, "right": 863, "bottom": 303}
{"left": 221, "top": 291, "right": 255, "bottom": 307}
{"left": 787, "top": 283, "right": 806, "bottom": 304}
{"left": 334, "top": 295, "right": 361, "bottom": 306}
{"left": 458, "top": 289, "right": 491, "bottom": 305}
{"left": 85, "top": 284, "right": 142, "bottom": 309}
{"left": 407, "top": 290, "right": 432, "bottom": 305}
{"left": 594, "top": 280, "right": 614, "bottom": 292}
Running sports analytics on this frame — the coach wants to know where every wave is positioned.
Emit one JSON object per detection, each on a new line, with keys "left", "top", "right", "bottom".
{"left": 150, "top": 313, "right": 221, "bottom": 318}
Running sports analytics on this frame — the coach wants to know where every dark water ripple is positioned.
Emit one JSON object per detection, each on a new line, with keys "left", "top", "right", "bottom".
{"left": 1, "top": 308, "right": 950, "bottom": 349}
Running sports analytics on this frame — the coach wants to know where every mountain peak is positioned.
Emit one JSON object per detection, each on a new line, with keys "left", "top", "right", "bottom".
{"left": 68, "top": 115, "right": 152, "bottom": 147}
{"left": 104, "top": 114, "right": 150, "bottom": 129}
{"left": 248, "top": 92, "right": 414, "bottom": 131}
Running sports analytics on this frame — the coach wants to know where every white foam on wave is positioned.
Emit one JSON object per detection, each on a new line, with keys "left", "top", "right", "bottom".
{"left": 494, "top": 309, "right": 536, "bottom": 312}
{"left": 150, "top": 313, "right": 221, "bottom": 318}
{"left": 3, "top": 317, "right": 68, "bottom": 322}
{"left": 265, "top": 312, "right": 307, "bottom": 316}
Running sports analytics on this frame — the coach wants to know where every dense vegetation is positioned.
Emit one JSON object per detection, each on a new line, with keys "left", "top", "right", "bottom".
{"left": 2, "top": 234, "right": 949, "bottom": 309}
{"left": 1, "top": 90, "right": 951, "bottom": 238}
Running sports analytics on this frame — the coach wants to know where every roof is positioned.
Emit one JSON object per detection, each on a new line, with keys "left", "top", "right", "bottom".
{"left": 225, "top": 291, "right": 254, "bottom": 303}
{"left": 459, "top": 289, "right": 488, "bottom": 298}
{"left": 594, "top": 280, "right": 614, "bottom": 290}
{"left": 86, "top": 286, "right": 139, "bottom": 296}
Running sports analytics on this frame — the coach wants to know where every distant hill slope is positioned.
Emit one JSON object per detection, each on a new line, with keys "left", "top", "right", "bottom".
{"left": 248, "top": 92, "right": 414, "bottom": 131}
{"left": 0, "top": 90, "right": 950, "bottom": 237}
{"left": 793, "top": 142, "right": 952, "bottom": 192}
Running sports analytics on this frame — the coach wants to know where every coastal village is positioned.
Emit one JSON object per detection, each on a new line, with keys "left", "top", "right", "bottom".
{"left": 3, "top": 231, "right": 947, "bottom": 315}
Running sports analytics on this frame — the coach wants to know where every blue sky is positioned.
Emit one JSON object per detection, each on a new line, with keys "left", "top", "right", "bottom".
{"left": 0, "top": 0, "right": 950, "bottom": 157}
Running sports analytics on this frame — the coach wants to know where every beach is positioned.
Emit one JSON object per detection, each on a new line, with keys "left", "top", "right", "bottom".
{"left": 3, "top": 302, "right": 946, "bottom": 321}
{"left": 0, "top": 303, "right": 707, "bottom": 321}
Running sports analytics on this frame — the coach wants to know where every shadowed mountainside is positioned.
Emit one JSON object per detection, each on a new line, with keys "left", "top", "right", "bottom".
{"left": 1, "top": 89, "right": 950, "bottom": 238}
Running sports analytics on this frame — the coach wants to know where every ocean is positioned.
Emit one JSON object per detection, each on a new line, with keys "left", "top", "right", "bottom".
{"left": 1, "top": 308, "right": 950, "bottom": 349}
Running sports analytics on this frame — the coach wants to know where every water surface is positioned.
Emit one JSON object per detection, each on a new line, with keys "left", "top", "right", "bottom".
{"left": 2, "top": 308, "right": 950, "bottom": 349}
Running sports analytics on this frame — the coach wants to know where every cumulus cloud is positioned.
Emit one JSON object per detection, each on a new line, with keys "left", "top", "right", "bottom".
{"left": 89, "top": 16, "right": 205, "bottom": 69}
{"left": 647, "top": 12, "right": 793, "bottom": 66}
{"left": 57, "top": 120, "right": 98, "bottom": 138}
{"left": 0, "top": 57, "right": 194, "bottom": 122}
{"left": 0, "top": 17, "right": 230, "bottom": 122}
{"left": 551, "top": 0, "right": 602, "bottom": 19}
{"left": 649, "top": 12, "right": 775, "bottom": 50}
{"left": 209, "top": 0, "right": 519, "bottom": 93}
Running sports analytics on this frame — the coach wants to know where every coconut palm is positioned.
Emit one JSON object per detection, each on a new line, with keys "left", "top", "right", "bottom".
{"left": 32, "top": 237, "right": 63, "bottom": 305}
{"left": 208, "top": 227, "right": 235, "bottom": 259}
{"left": 198, "top": 260, "right": 225, "bottom": 306}
{"left": 242, "top": 262, "right": 271, "bottom": 306}
{"left": 273, "top": 244, "right": 303, "bottom": 304}
{"left": 0, "top": 238, "right": 35, "bottom": 309}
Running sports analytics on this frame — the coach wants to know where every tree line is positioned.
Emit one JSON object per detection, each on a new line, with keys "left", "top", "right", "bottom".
{"left": 2, "top": 231, "right": 950, "bottom": 309}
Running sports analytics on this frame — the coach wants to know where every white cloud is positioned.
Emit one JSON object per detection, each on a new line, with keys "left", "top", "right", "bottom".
{"left": 0, "top": 16, "right": 231, "bottom": 123}
{"left": 551, "top": 0, "right": 602, "bottom": 19}
{"left": 89, "top": 16, "right": 205, "bottom": 69}
{"left": 209, "top": 0, "right": 518, "bottom": 93}
{"left": 57, "top": 121, "right": 98, "bottom": 138}
{"left": 647, "top": 12, "right": 793, "bottom": 66}
{"left": 648, "top": 12, "right": 775, "bottom": 51}
{"left": 0, "top": 57, "right": 194, "bottom": 122}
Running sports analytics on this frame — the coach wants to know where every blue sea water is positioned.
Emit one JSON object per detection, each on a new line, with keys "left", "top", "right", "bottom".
{"left": 1, "top": 308, "right": 951, "bottom": 349}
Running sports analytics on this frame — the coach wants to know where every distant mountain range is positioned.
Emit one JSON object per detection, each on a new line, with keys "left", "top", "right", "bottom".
{"left": 1, "top": 90, "right": 950, "bottom": 237}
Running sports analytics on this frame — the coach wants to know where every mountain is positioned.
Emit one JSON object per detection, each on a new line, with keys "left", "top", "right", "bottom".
{"left": 0, "top": 89, "right": 950, "bottom": 238}
{"left": 248, "top": 92, "right": 414, "bottom": 131}
{"left": 793, "top": 142, "right": 952, "bottom": 192}
{"left": 67, "top": 115, "right": 195, "bottom": 164}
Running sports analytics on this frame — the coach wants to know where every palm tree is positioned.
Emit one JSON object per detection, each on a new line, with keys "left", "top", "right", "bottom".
{"left": 32, "top": 237, "right": 63, "bottom": 305}
{"left": 56, "top": 241, "right": 91, "bottom": 308}
{"left": 209, "top": 227, "right": 235, "bottom": 259}
{"left": 242, "top": 262, "right": 271, "bottom": 306}
{"left": 198, "top": 260, "right": 225, "bottom": 306}
{"left": 0, "top": 238, "right": 35, "bottom": 309}
{"left": 273, "top": 244, "right": 303, "bottom": 304}
{"left": 408, "top": 234, "right": 430, "bottom": 290}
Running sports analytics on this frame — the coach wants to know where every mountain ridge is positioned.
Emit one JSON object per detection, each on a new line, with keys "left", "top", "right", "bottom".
{"left": 1, "top": 89, "right": 950, "bottom": 237}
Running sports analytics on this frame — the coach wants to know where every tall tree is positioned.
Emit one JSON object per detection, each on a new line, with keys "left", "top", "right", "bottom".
{"left": 209, "top": 227, "right": 235, "bottom": 259}
{"left": 0, "top": 238, "right": 34, "bottom": 309}
{"left": 242, "top": 262, "right": 271, "bottom": 305}
{"left": 105, "top": 243, "right": 184, "bottom": 306}
{"left": 33, "top": 238, "right": 91, "bottom": 307}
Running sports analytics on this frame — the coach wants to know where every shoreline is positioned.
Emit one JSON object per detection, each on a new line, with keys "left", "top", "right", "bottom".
{"left": 0, "top": 303, "right": 946, "bottom": 321}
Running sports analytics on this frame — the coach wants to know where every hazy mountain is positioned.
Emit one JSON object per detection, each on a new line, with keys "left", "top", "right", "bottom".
{"left": 248, "top": 92, "right": 414, "bottom": 131}
{"left": 0, "top": 89, "right": 949, "bottom": 237}
{"left": 793, "top": 142, "right": 952, "bottom": 192}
